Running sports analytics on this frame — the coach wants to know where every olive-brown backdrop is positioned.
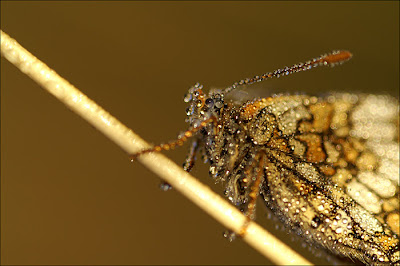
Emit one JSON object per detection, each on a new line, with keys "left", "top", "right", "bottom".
{"left": 1, "top": 1, "right": 399, "bottom": 265}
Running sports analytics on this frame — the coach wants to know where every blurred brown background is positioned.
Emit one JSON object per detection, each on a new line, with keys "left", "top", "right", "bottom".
{"left": 1, "top": 1, "right": 398, "bottom": 265}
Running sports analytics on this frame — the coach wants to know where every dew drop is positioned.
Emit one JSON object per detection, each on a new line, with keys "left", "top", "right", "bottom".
{"left": 335, "top": 227, "right": 343, "bottom": 234}
{"left": 311, "top": 216, "right": 321, "bottom": 228}
{"left": 215, "top": 100, "right": 223, "bottom": 109}
{"left": 223, "top": 230, "right": 236, "bottom": 242}
{"left": 209, "top": 166, "right": 217, "bottom": 175}
{"left": 159, "top": 182, "right": 172, "bottom": 191}
{"left": 205, "top": 98, "right": 214, "bottom": 107}
{"left": 183, "top": 93, "right": 192, "bottom": 102}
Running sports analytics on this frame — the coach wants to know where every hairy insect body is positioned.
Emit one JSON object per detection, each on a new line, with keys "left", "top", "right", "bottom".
{"left": 133, "top": 51, "right": 399, "bottom": 264}
{"left": 184, "top": 86, "right": 399, "bottom": 264}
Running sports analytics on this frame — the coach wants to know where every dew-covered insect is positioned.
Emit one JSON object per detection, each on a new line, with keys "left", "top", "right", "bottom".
{"left": 131, "top": 51, "right": 399, "bottom": 265}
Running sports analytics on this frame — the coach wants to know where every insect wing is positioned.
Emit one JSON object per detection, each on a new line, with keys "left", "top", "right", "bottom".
{"left": 257, "top": 93, "right": 399, "bottom": 264}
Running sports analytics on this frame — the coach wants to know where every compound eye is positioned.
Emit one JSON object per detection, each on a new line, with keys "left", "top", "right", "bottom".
{"left": 205, "top": 98, "right": 214, "bottom": 108}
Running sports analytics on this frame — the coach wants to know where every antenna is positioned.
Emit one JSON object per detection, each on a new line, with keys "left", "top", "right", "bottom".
{"left": 223, "top": 50, "right": 352, "bottom": 94}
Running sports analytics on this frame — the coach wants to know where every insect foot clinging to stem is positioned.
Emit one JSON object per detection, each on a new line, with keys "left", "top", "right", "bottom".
{"left": 130, "top": 50, "right": 400, "bottom": 265}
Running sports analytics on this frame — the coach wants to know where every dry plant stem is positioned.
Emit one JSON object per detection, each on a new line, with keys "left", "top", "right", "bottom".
{"left": 1, "top": 30, "right": 312, "bottom": 265}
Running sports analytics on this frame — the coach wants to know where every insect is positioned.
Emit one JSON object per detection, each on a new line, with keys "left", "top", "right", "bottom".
{"left": 131, "top": 51, "right": 399, "bottom": 265}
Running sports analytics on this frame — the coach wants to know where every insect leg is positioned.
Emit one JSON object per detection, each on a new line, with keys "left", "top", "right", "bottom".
{"left": 239, "top": 150, "right": 266, "bottom": 237}
{"left": 159, "top": 139, "right": 200, "bottom": 191}
{"left": 183, "top": 139, "right": 199, "bottom": 172}
{"left": 129, "top": 117, "right": 214, "bottom": 160}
